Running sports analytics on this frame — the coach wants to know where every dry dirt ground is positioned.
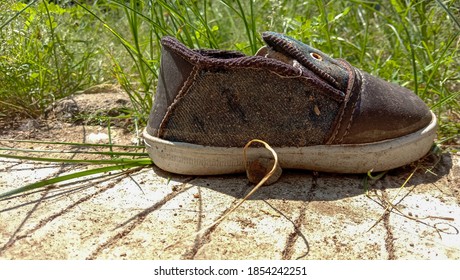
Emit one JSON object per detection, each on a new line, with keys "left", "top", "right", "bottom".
{"left": 0, "top": 88, "right": 459, "bottom": 260}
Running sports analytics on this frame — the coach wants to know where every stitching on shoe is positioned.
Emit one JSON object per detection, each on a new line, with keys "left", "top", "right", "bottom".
{"left": 161, "top": 37, "right": 203, "bottom": 65}
{"left": 340, "top": 89, "right": 361, "bottom": 143}
{"left": 326, "top": 59, "right": 356, "bottom": 144}
{"left": 158, "top": 36, "right": 347, "bottom": 144}
{"left": 262, "top": 33, "right": 341, "bottom": 89}
{"left": 157, "top": 65, "right": 201, "bottom": 138}
{"left": 161, "top": 36, "right": 346, "bottom": 101}
{"left": 336, "top": 61, "right": 358, "bottom": 143}
{"left": 157, "top": 65, "right": 340, "bottom": 147}
{"left": 338, "top": 68, "right": 363, "bottom": 143}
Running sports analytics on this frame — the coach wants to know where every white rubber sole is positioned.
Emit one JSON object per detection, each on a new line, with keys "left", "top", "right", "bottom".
{"left": 143, "top": 111, "right": 437, "bottom": 175}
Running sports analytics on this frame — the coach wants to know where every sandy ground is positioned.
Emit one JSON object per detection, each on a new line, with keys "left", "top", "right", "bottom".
{"left": 0, "top": 90, "right": 459, "bottom": 259}
{"left": 0, "top": 121, "right": 459, "bottom": 260}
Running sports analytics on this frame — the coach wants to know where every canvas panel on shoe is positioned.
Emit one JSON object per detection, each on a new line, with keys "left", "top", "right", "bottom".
{"left": 160, "top": 66, "right": 341, "bottom": 147}
{"left": 143, "top": 31, "right": 436, "bottom": 175}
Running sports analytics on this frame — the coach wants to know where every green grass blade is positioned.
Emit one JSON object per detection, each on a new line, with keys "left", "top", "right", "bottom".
{"left": 435, "top": 0, "right": 460, "bottom": 29}
{"left": 221, "top": 0, "right": 258, "bottom": 54}
{"left": 74, "top": 1, "right": 155, "bottom": 74}
{"left": 0, "top": 0, "right": 39, "bottom": 30}
{"left": 421, "top": 30, "right": 460, "bottom": 99}
{"left": 0, "top": 153, "right": 152, "bottom": 165}
{"left": 431, "top": 91, "right": 460, "bottom": 110}
{"left": 0, "top": 147, "right": 148, "bottom": 157}
{"left": 0, "top": 162, "right": 150, "bottom": 199}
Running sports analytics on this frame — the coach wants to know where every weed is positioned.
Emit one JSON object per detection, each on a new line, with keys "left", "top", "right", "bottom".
{"left": 0, "top": 0, "right": 112, "bottom": 118}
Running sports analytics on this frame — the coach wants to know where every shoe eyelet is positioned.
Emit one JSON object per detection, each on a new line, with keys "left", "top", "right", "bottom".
{"left": 310, "top": 52, "right": 322, "bottom": 61}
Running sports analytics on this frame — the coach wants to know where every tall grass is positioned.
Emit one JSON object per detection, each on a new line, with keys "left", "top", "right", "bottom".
{"left": 0, "top": 0, "right": 458, "bottom": 198}
{"left": 102, "top": 0, "right": 459, "bottom": 142}
{"left": 0, "top": 0, "right": 113, "bottom": 118}
{"left": 2, "top": 0, "right": 457, "bottom": 132}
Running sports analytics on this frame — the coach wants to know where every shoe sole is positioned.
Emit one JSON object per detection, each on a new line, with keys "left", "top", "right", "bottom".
{"left": 143, "top": 111, "right": 437, "bottom": 175}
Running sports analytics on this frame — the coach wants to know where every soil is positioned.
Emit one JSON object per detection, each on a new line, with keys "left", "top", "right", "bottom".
{"left": 0, "top": 87, "right": 459, "bottom": 260}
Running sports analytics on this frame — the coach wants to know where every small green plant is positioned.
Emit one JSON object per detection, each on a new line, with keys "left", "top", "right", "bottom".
{"left": 0, "top": 0, "right": 112, "bottom": 118}
{"left": 0, "top": 137, "right": 152, "bottom": 199}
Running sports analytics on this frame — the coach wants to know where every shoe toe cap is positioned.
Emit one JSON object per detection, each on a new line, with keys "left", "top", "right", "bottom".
{"left": 341, "top": 71, "right": 434, "bottom": 144}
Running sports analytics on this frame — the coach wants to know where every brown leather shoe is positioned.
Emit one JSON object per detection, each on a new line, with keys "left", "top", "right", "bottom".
{"left": 143, "top": 32, "right": 437, "bottom": 174}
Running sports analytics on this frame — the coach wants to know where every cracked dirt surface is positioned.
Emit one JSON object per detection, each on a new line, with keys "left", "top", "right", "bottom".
{"left": 0, "top": 120, "right": 459, "bottom": 260}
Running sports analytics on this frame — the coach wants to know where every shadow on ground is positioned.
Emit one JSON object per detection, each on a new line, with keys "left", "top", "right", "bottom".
{"left": 153, "top": 151, "right": 454, "bottom": 202}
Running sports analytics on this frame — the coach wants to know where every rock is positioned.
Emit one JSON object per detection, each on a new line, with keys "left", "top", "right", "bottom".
{"left": 246, "top": 157, "right": 283, "bottom": 185}
{"left": 45, "top": 84, "right": 133, "bottom": 125}
{"left": 86, "top": 132, "right": 110, "bottom": 144}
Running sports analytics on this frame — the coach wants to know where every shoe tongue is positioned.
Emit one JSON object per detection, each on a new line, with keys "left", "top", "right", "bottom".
{"left": 258, "top": 31, "right": 349, "bottom": 91}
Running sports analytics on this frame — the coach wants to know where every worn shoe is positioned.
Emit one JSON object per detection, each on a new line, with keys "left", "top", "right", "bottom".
{"left": 143, "top": 32, "right": 437, "bottom": 175}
